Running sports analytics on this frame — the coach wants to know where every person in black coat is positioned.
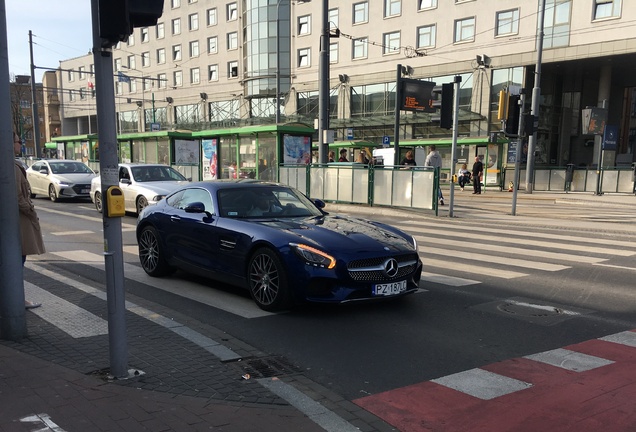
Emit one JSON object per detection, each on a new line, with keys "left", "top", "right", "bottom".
{"left": 472, "top": 156, "right": 484, "bottom": 194}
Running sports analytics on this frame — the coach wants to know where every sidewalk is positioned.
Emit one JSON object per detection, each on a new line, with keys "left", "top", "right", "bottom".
{"left": 1, "top": 190, "right": 634, "bottom": 432}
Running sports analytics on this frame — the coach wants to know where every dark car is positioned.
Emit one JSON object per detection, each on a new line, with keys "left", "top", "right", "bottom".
{"left": 136, "top": 180, "right": 422, "bottom": 311}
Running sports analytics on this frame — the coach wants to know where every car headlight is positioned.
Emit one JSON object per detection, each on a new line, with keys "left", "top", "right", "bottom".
{"left": 290, "top": 243, "right": 336, "bottom": 269}
{"left": 412, "top": 236, "right": 418, "bottom": 252}
{"left": 53, "top": 179, "right": 70, "bottom": 186}
{"left": 152, "top": 195, "right": 166, "bottom": 201}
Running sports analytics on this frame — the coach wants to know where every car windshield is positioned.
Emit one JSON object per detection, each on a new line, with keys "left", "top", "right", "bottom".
{"left": 217, "top": 186, "right": 323, "bottom": 219}
{"left": 131, "top": 166, "right": 187, "bottom": 182}
{"left": 49, "top": 162, "right": 94, "bottom": 174}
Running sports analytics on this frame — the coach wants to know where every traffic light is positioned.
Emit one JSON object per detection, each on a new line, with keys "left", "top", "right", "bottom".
{"left": 431, "top": 83, "right": 453, "bottom": 129}
{"left": 497, "top": 90, "right": 509, "bottom": 121}
{"left": 504, "top": 94, "right": 521, "bottom": 137}
{"left": 99, "top": 0, "right": 164, "bottom": 48}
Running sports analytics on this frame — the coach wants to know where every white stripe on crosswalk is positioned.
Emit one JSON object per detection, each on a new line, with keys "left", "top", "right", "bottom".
{"left": 403, "top": 219, "right": 636, "bottom": 251}
{"left": 424, "top": 257, "right": 527, "bottom": 279}
{"left": 421, "top": 272, "right": 480, "bottom": 287}
{"left": 50, "top": 250, "right": 273, "bottom": 319}
{"left": 50, "top": 230, "right": 95, "bottom": 236}
{"left": 425, "top": 247, "right": 570, "bottom": 272}
{"left": 414, "top": 235, "right": 605, "bottom": 264}
{"left": 408, "top": 225, "right": 631, "bottom": 257}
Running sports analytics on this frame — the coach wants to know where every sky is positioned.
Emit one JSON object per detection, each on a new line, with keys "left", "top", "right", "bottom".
{"left": 5, "top": 0, "right": 93, "bottom": 82}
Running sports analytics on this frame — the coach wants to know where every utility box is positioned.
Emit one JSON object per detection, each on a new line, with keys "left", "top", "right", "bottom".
{"left": 106, "top": 186, "right": 126, "bottom": 217}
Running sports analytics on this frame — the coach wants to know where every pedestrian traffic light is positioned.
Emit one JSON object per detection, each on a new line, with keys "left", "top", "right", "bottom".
{"left": 99, "top": 0, "right": 164, "bottom": 48}
{"left": 504, "top": 94, "right": 521, "bottom": 137}
{"left": 497, "top": 90, "right": 509, "bottom": 121}
{"left": 431, "top": 83, "right": 454, "bottom": 129}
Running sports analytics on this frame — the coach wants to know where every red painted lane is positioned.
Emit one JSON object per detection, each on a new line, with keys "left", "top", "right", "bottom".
{"left": 354, "top": 338, "right": 636, "bottom": 431}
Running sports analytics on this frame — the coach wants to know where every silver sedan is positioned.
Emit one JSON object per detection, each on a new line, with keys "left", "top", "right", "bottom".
{"left": 90, "top": 163, "right": 190, "bottom": 214}
{"left": 26, "top": 159, "right": 97, "bottom": 202}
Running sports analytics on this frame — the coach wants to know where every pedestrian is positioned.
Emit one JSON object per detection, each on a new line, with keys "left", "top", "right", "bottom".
{"left": 356, "top": 151, "right": 369, "bottom": 164}
{"left": 13, "top": 132, "right": 45, "bottom": 309}
{"left": 338, "top": 149, "right": 348, "bottom": 162}
{"left": 328, "top": 151, "right": 335, "bottom": 163}
{"left": 400, "top": 150, "right": 417, "bottom": 167}
{"left": 472, "top": 156, "right": 484, "bottom": 194}
{"left": 458, "top": 163, "right": 471, "bottom": 191}
{"left": 425, "top": 145, "right": 444, "bottom": 205}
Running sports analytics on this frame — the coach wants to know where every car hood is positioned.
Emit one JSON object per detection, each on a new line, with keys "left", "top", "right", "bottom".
{"left": 52, "top": 173, "right": 97, "bottom": 183}
{"left": 128, "top": 181, "right": 189, "bottom": 195}
{"left": 255, "top": 214, "right": 415, "bottom": 254}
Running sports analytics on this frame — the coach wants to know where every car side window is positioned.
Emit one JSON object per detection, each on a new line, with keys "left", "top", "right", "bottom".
{"left": 120, "top": 167, "right": 130, "bottom": 181}
{"left": 166, "top": 190, "right": 185, "bottom": 208}
{"left": 178, "top": 188, "right": 214, "bottom": 213}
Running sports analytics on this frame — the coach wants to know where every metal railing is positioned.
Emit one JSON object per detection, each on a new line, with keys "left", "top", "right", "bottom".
{"left": 279, "top": 164, "right": 439, "bottom": 211}
{"left": 503, "top": 166, "right": 635, "bottom": 194}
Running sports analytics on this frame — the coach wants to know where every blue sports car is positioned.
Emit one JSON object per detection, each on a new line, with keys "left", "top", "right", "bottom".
{"left": 136, "top": 180, "right": 423, "bottom": 311}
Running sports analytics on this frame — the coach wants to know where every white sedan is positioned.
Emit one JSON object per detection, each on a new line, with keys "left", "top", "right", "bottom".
{"left": 90, "top": 163, "right": 190, "bottom": 214}
{"left": 26, "top": 159, "right": 97, "bottom": 202}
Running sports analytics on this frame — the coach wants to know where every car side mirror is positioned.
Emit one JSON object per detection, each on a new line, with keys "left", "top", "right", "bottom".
{"left": 120, "top": 178, "right": 131, "bottom": 185}
{"left": 184, "top": 201, "right": 213, "bottom": 219}
{"left": 312, "top": 199, "right": 326, "bottom": 209}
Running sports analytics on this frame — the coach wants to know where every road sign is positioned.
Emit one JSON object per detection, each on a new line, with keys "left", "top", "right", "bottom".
{"left": 382, "top": 136, "right": 390, "bottom": 147}
{"left": 347, "top": 128, "right": 354, "bottom": 140}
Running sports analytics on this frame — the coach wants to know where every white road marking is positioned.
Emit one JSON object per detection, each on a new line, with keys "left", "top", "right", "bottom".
{"left": 524, "top": 348, "right": 614, "bottom": 372}
{"left": 20, "top": 413, "right": 67, "bottom": 431}
{"left": 49, "top": 250, "right": 273, "bottom": 319}
{"left": 421, "top": 272, "right": 480, "bottom": 287}
{"left": 431, "top": 368, "right": 532, "bottom": 400}
{"left": 425, "top": 247, "right": 569, "bottom": 272}
{"left": 593, "top": 263, "right": 636, "bottom": 271}
{"left": 50, "top": 230, "right": 95, "bottom": 236}
{"left": 506, "top": 299, "right": 580, "bottom": 316}
{"left": 24, "top": 282, "right": 108, "bottom": 338}
{"left": 424, "top": 257, "right": 527, "bottom": 279}
{"left": 599, "top": 331, "right": 636, "bottom": 347}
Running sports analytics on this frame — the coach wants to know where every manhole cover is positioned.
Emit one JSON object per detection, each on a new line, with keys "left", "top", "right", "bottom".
{"left": 231, "top": 355, "right": 303, "bottom": 379}
{"left": 472, "top": 296, "right": 594, "bottom": 326}
{"left": 498, "top": 300, "right": 564, "bottom": 317}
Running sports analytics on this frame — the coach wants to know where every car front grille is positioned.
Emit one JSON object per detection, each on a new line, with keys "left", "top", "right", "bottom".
{"left": 347, "top": 253, "right": 419, "bottom": 282}
{"left": 71, "top": 184, "right": 91, "bottom": 194}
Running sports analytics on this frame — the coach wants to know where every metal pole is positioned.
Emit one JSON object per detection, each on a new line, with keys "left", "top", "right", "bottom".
{"left": 0, "top": 0, "right": 28, "bottom": 341}
{"left": 595, "top": 99, "right": 607, "bottom": 195}
{"left": 275, "top": 0, "right": 285, "bottom": 124}
{"left": 317, "top": 0, "right": 329, "bottom": 164}
{"left": 511, "top": 90, "right": 526, "bottom": 216}
{"left": 525, "top": 0, "right": 545, "bottom": 194}
{"left": 393, "top": 64, "right": 401, "bottom": 166}
{"left": 448, "top": 75, "right": 461, "bottom": 217}
{"left": 91, "top": 0, "right": 128, "bottom": 379}
{"left": 29, "top": 30, "right": 41, "bottom": 156}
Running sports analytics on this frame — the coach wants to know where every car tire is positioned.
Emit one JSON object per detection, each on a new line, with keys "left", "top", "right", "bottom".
{"left": 248, "top": 247, "right": 291, "bottom": 312}
{"left": 94, "top": 191, "right": 103, "bottom": 213}
{"left": 48, "top": 184, "right": 58, "bottom": 202}
{"left": 136, "top": 196, "right": 149, "bottom": 214}
{"left": 138, "top": 226, "right": 173, "bottom": 277}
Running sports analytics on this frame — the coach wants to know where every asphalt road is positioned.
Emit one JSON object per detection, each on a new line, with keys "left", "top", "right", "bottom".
{"left": 33, "top": 195, "right": 636, "bottom": 404}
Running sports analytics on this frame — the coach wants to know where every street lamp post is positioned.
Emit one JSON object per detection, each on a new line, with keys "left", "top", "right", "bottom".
{"left": 275, "top": 0, "right": 286, "bottom": 124}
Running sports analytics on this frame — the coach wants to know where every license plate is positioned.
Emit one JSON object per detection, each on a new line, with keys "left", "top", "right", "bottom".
{"left": 81, "top": 189, "right": 90, "bottom": 194}
{"left": 373, "top": 280, "right": 407, "bottom": 296}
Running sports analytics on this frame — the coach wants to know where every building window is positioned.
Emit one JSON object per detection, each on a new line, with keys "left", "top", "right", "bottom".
{"left": 353, "top": 37, "right": 368, "bottom": 59}
{"left": 227, "top": 32, "right": 238, "bottom": 50}
{"left": 79, "top": 88, "right": 85, "bottom": 100}
{"left": 329, "top": 8, "right": 338, "bottom": 29}
{"left": 207, "top": 8, "right": 217, "bottom": 26}
{"left": 594, "top": 0, "right": 620, "bottom": 19}
{"left": 173, "top": 44, "right": 182, "bottom": 61}
{"left": 417, "top": 24, "right": 436, "bottom": 48}
{"left": 128, "top": 55, "right": 136, "bottom": 70}
{"left": 157, "top": 48, "right": 166, "bottom": 64}
{"left": 141, "top": 52, "right": 150, "bottom": 67}
{"left": 158, "top": 73, "right": 167, "bottom": 89}
{"left": 114, "top": 58, "right": 121, "bottom": 71}
{"left": 383, "top": 31, "right": 400, "bottom": 54}
{"left": 543, "top": 0, "right": 571, "bottom": 48}
{"left": 228, "top": 61, "right": 238, "bottom": 78}
{"left": 130, "top": 78, "right": 139, "bottom": 93}
{"left": 418, "top": 0, "right": 437, "bottom": 9}
{"left": 298, "top": 48, "right": 310, "bottom": 67}
{"left": 127, "top": 33, "right": 135, "bottom": 46}
{"left": 174, "top": 70, "right": 183, "bottom": 87}
{"left": 208, "top": 64, "right": 218, "bottom": 81}
{"left": 78, "top": 66, "right": 85, "bottom": 80}
{"left": 454, "top": 17, "right": 475, "bottom": 43}
{"left": 156, "top": 23, "right": 165, "bottom": 39}
{"left": 115, "top": 83, "right": 122, "bottom": 95}
{"left": 69, "top": 90, "right": 75, "bottom": 101}
{"left": 208, "top": 36, "right": 218, "bottom": 54}
{"left": 171, "top": 0, "right": 180, "bottom": 8}
{"left": 330, "top": 42, "right": 338, "bottom": 63}
{"left": 227, "top": 2, "right": 237, "bottom": 21}
{"left": 496, "top": 9, "right": 519, "bottom": 36}
{"left": 68, "top": 69, "right": 74, "bottom": 81}
{"left": 172, "top": 18, "right": 181, "bottom": 35}
{"left": 190, "top": 68, "right": 200, "bottom": 84}
{"left": 298, "top": 15, "right": 311, "bottom": 35}
{"left": 353, "top": 2, "right": 369, "bottom": 24}
{"left": 143, "top": 78, "right": 151, "bottom": 91}
{"left": 189, "top": 13, "right": 199, "bottom": 31}
{"left": 385, "top": 0, "right": 401, "bottom": 17}
{"left": 141, "top": 27, "right": 149, "bottom": 42}
{"left": 188, "top": 0, "right": 197, "bottom": 3}
{"left": 190, "top": 40, "right": 200, "bottom": 57}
